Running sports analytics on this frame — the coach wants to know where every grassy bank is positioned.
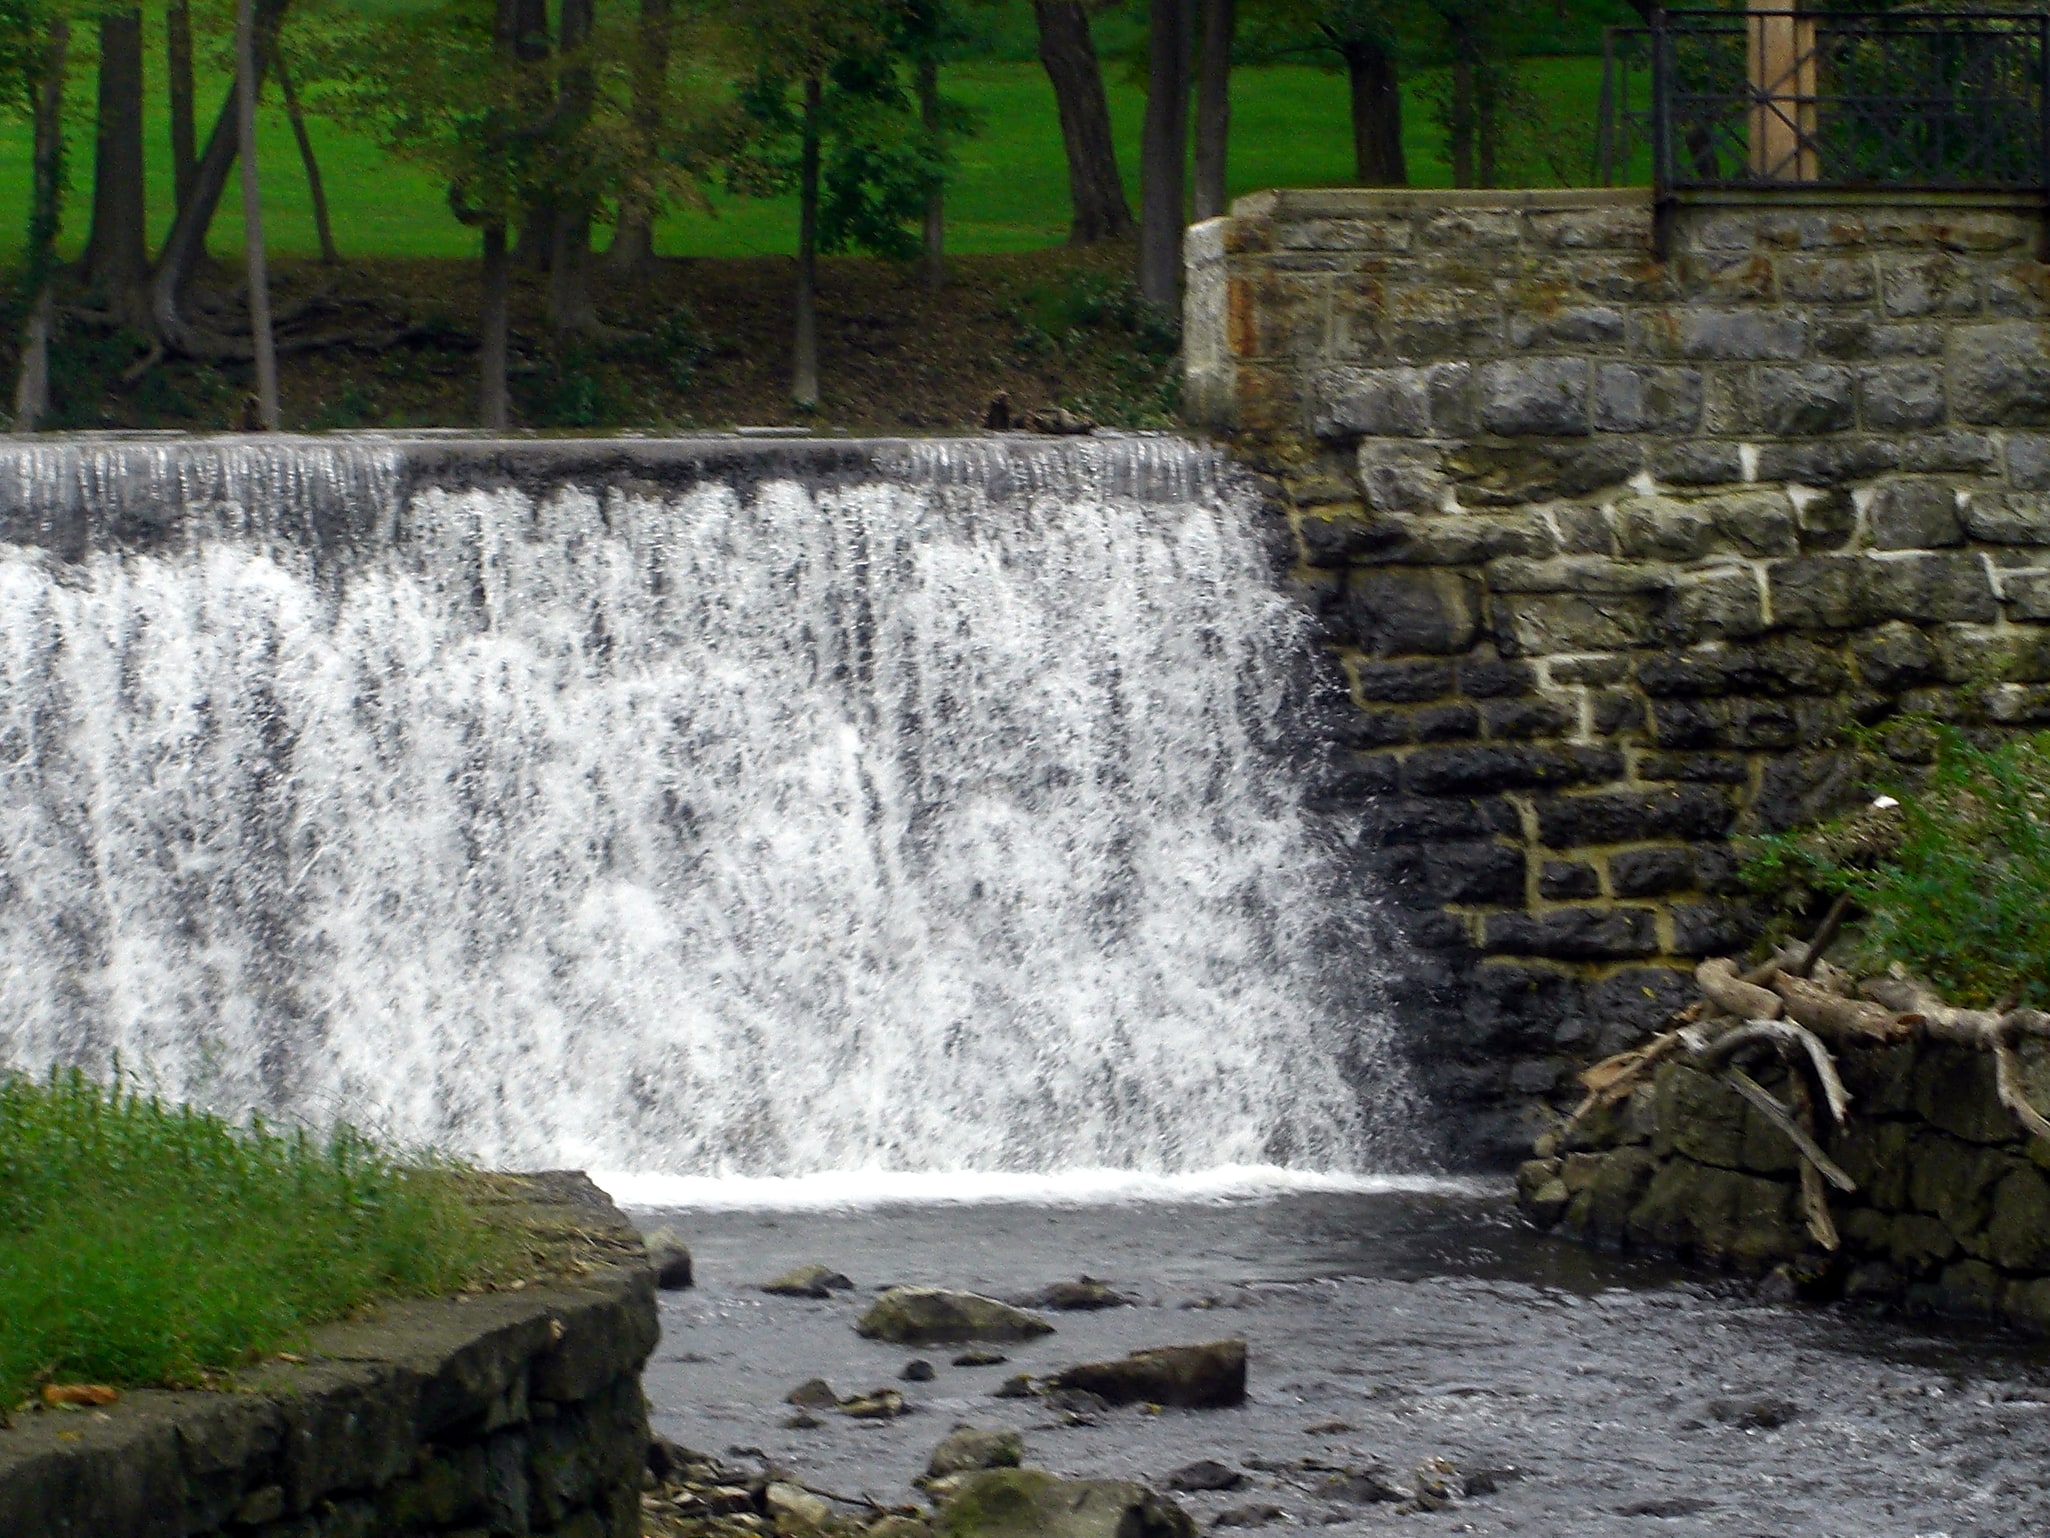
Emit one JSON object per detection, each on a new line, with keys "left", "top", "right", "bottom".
{"left": 0, "top": 57, "right": 1610, "bottom": 263}
{"left": 0, "top": 1069, "right": 502, "bottom": 1415}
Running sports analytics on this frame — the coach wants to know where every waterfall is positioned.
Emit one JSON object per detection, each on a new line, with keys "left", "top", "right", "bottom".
{"left": 0, "top": 434, "right": 1414, "bottom": 1176}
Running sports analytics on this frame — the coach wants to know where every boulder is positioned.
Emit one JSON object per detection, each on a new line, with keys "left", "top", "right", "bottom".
{"left": 991, "top": 1374, "right": 1035, "bottom": 1399}
{"left": 1043, "top": 1340, "right": 1247, "bottom": 1409}
{"left": 901, "top": 1358, "right": 937, "bottom": 1381}
{"left": 856, "top": 1287, "right": 1055, "bottom": 1345}
{"left": 1022, "top": 1277, "right": 1130, "bottom": 1311}
{"left": 926, "top": 1425, "right": 1026, "bottom": 1479}
{"left": 839, "top": 1388, "right": 911, "bottom": 1420}
{"left": 765, "top": 1482, "right": 834, "bottom": 1534}
{"left": 643, "top": 1227, "right": 695, "bottom": 1290}
{"left": 1164, "top": 1460, "right": 1243, "bottom": 1493}
{"left": 764, "top": 1264, "right": 855, "bottom": 1299}
{"left": 786, "top": 1378, "right": 840, "bottom": 1409}
{"left": 937, "top": 1469, "right": 1194, "bottom": 1538}
{"left": 952, "top": 1349, "right": 1008, "bottom": 1367}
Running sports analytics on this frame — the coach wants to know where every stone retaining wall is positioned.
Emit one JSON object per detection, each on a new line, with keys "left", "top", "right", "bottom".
{"left": 1517, "top": 1036, "right": 2050, "bottom": 1332}
{"left": 1185, "top": 187, "right": 2050, "bottom": 1164}
{"left": 0, "top": 1172, "right": 656, "bottom": 1538}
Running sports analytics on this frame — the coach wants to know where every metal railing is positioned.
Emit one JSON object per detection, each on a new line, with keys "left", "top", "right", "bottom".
{"left": 1597, "top": 9, "right": 2050, "bottom": 194}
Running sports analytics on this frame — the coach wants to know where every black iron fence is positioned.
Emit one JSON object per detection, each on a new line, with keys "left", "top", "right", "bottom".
{"left": 1597, "top": 9, "right": 2050, "bottom": 194}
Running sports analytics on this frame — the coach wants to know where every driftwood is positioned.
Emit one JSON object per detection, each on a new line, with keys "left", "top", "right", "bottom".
{"left": 1696, "top": 957, "right": 1781, "bottom": 1020}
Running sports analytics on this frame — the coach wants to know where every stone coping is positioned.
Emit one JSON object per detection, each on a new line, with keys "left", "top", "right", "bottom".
{"left": 0, "top": 1171, "right": 657, "bottom": 1538}
{"left": 1225, "top": 187, "right": 1654, "bottom": 221}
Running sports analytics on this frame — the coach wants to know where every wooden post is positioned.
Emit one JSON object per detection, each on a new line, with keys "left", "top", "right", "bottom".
{"left": 1748, "top": 2, "right": 1818, "bottom": 181}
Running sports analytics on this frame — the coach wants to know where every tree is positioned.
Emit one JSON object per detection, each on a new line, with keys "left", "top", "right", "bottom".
{"left": 1242, "top": 1, "right": 1418, "bottom": 186}
{"left": 168, "top": 0, "right": 196, "bottom": 211}
{"left": 3, "top": 0, "right": 67, "bottom": 428}
{"left": 1032, "top": 0, "right": 1132, "bottom": 244}
{"left": 85, "top": 6, "right": 147, "bottom": 319}
{"left": 1138, "top": 0, "right": 1191, "bottom": 307}
{"left": 728, "top": 0, "right": 935, "bottom": 408}
{"left": 605, "top": 0, "right": 675, "bottom": 276}
{"left": 236, "top": 0, "right": 279, "bottom": 427}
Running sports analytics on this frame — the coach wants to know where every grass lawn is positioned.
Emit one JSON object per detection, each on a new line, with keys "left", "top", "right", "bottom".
{"left": 0, "top": 1068, "right": 505, "bottom": 1412}
{"left": 0, "top": 56, "right": 1612, "bottom": 264}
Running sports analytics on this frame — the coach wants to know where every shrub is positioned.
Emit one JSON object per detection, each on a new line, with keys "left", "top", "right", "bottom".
{"left": 1742, "top": 727, "right": 2050, "bottom": 1008}
{"left": 0, "top": 1069, "right": 501, "bottom": 1413}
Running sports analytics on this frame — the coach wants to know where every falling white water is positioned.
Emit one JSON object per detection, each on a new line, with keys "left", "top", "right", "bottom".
{"left": 0, "top": 436, "right": 1413, "bottom": 1176}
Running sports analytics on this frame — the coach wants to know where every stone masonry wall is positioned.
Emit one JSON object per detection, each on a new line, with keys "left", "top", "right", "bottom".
{"left": 1186, "top": 187, "right": 2050, "bottom": 1165}
{"left": 0, "top": 1172, "right": 656, "bottom": 1538}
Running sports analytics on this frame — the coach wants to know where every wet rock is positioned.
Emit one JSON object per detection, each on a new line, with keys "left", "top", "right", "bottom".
{"left": 648, "top": 1434, "right": 713, "bottom": 1483}
{"left": 786, "top": 1378, "right": 840, "bottom": 1409}
{"left": 901, "top": 1358, "right": 937, "bottom": 1382}
{"left": 764, "top": 1264, "right": 855, "bottom": 1299}
{"left": 1022, "top": 1276, "right": 1131, "bottom": 1311}
{"left": 992, "top": 1374, "right": 1036, "bottom": 1399}
{"left": 840, "top": 1389, "right": 911, "bottom": 1420}
{"left": 1164, "top": 1461, "right": 1243, "bottom": 1493}
{"left": 1211, "top": 1504, "right": 1287, "bottom": 1529}
{"left": 868, "top": 1518, "right": 936, "bottom": 1538}
{"left": 935, "top": 1468, "right": 1194, "bottom": 1538}
{"left": 857, "top": 1287, "right": 1056, "bottom": 1345}
{"left": 926, "top": 1425, "right": 1026, "bottom": 1479}
{"left": 644, "top": 1227, "right": 696, "bottom": 1290}
{"left": 1407, "top": 1459, "right": 1462, "bottom": 1511}
{"left": 1045, "top": 1340, "right": 1247, "bottom": 1409}
{"left": 1710, "top": 1397, "right": 1798, "bottom": 1430}
{"left": 765, "top": 1482, "right": 834, "bottom": 1534}
{"left": 1317, "top": 1468, "right": 1406, "bottom": 1504}
{"left": 952, "top": 1349, "right": 1009, "bottom": 1367}
{"left": 1042, "top": 1387, "right": 1112, "bottom": 1418}
{"left": 780, "top": 1410, "right": 823, "bottom": 1430}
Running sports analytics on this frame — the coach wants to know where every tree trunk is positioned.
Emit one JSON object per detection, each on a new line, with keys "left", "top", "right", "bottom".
{"left": 1477, "top": 64, "right": 1499, "bottom": 189}
{"left": 479, "top": 222, "right": 511, "bottom": 427}
{"left": 512, "top": 0, "right": 553, "bottom": 269}
{"left": 237, "top": 0, "right": 279, "bottom": 430}
{"left": 1341, "top": 39, "right": 1406, "bottom": 185}
{"left": 792, "top": 73, "right": 821, "bottom": 410}
{"left": 168, "top": 0, "right": 197, "bottom": 213}
{"left": 547, "top": 0, "right": 599, "bottom": 333}
{"left": 919, "top": 52, "right": 944, "bottom": 289}
{"left": 86, "top": 9, "right": 148, "bottom": 317}
{"left": 1448, "top": 55, "right": 1476, "bottom": 188}
{"left": 150, "top": 0, "right": 295, "bottom": 352}
{"left": 1139, "top": 0, "right": 1192, "bottom": 307}
{"left": 276, "top": 49, "right": 338, "bottom": 263}
{"left": 1032, "top": 0, "right": 1133, "bottom": 244}
{"left": 1192, "top": 0, "right": 1232, "bottom": 220}
{"left": 14, "top": 17, "right": 70, "bottom": 431}
{"left": 606, "top": 0, "right": 674, "bottom": 277}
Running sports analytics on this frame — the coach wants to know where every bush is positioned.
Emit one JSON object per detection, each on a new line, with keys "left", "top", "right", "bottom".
{"left": 0, "top": 1069, "right": 501, "bottom": 1413}
{"left": 1743, "top": 727, "right": 2050, "bottom": 1008}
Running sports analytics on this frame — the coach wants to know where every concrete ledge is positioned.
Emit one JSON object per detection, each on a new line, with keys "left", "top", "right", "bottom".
{"left": 0, "top": 1171, "right": 655, "bottom": 1538}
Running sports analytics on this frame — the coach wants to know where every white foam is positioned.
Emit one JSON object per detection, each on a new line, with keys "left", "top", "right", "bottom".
{"left": 595, "top": 1165, "right": 1491, "bottom": 1212}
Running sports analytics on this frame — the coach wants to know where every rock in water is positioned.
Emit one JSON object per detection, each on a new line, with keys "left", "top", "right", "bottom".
{"left": 991, "top": 1374, "right": 1036, "bottom": 1400}
{"left": 952, "top": 1348, "right": 1008, "bottom": 1367}
{"left": 765, "top": 1481, "right": 834, "bottom": 1534}
{"left": 764, "top": 1263, "right": 855, "bottom": 1298}
{"left": 785, "top": 1378, "right": 840, "bottom": 1409}
{"left": 839, "top": 1388, "right": 911, "bottom": 1420}
{"left": 937, "top": 1469, "right": 1193, "bottom": 1538}
{"left": 643, "top": 1227, "right": 695, "bottom": 1290}
{"left": 902, "top": 1358, "right": 937, "bottom": 1381}
{"left": 1045, "top": 1340, "right": 1247, "bottom": 1409}
{"left": 1165, "top": 1460, "right": 1243, "bottom": 1493}
{"left": 927, "top": 1425, "right": 1026, "bottom": 1479}
{"left": 1025, "top": 1276, "right": 1130, "bottom": 1311}
{"left": 857, "top": 1287, "right": 1055, "bottom": 1345}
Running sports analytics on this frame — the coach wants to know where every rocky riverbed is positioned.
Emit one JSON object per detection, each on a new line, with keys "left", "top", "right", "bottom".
{"left": 627, "top": 1187, "right": 2050, "bottom": 1536}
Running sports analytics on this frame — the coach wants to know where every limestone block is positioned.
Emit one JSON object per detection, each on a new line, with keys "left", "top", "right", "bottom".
{"left": 1880, "top": 255, "right": 1983, "bottom": 318}
{"left": 1862, "top": 551, "right": 2000, "bottom": 623}
{"left": 1529, "top": 206, "right": 1653, "bottom": 251}
{"left": 1480, "top": 696, "right": 1578, "bottom": 740}
{"left": 2006, "top": 433, "right": 2050, "bottom": 489}
{"left": 1444, "top": 441, "right": 1642, "bottom": 506}
{"left": 1486, "top": 555, "right": 1673, "bottom": 594}
{"left": 1607, "top": 846, "right": 1694, "bottom": 899}
{"left": 1757, "top": 364, "right": 1857, "bottom": 436}
{"left": 1651, "top": 441, "right": 1747, "bottom": 486}
{"left": 1274, "top": 217, "right": 1414, "bottom": 252}
{"left": 1777, "top": 255, "right": 1877, "bottom": 304}
{"left": 1349, "top": 659, "right": 1456, "bottom": 703}
{"left": 1671, "top": 307, "right": 1809, "bottom": 361}
{"left": 1510, "top": 306, "right": 1627, "bottom": 350}
{"left": 1459, "top": 656, "right": 1538, "bottom": 697}
{"left": 1314, "top": 367, "right": 1431, "bottom": 437}
{"left": 1482, "top": 908, "right": 1660, "bottom": 962}
{"left": 1888, "top": 1212, "right": 1960, "bottom": 1275}
{"left": 1477, "top": 359, "right": 1591, "bottom": 437}
{"left": 1963, "top": 491, "right": 2050, "bottom": 545}
{"left": 1985, "top": 1166, "right": 2050, "bottom": 1273}
{"left": 1766, "top": 555, "right": 1865, "bottom": 628}
{"left": 1988, "top": 262, "right": 2050, "bottom": 317}
{"left": 1678, "top": 252, "right": 1776, "bottom": 302}
{"left": 1363, "top": 840, "right": 1525, "bottom": 906}
{"left": 1538, "top": 860, "right": 1600, "bottom": 899}
{"left": 1852, "top": 620, "right": 1939, "bottom": 689}
{"left": 2003, "top": 570, "right": 2050, "bottom": 619}
{"left": 1355, "top": 440, "right": 1451, "bottom": 513}
{"left": 1420, "top": 208, "right": 1523, "bottom": 249}
{"left": 1663, "top": 568, "right": 1768, "bottom": 643}
{"left": 1494, "top": 594, "right": 1655, "bottom": 655}
{"left": 1593, "top": 365, "right": 1704, "bottom": 434}
{"left": 1669, "top": 899, "right": 1765, "bottom": 958}
{"left": 1869, "top": 479, "right": 1966, "bottom": 549}
{"left": 1893, "top": 429, "right": 1999, "bottom": 474}
{"left": 1908, "top": 1132, "right": 2010, "bottom": 1238}
{"left": 1398, "top": 744, "right": 1622, "bottom": 797}
{"left": 1339, "top": 568, "right": 1481, "bottom": 655}
{"left": 1754, "top": 437, "right": 1902, "bottom": 486}
{"left": 1533, "top": 786, "right": 1734, "bottom": 847}
{"left": 1855, "top": 364, "right": 1946, "bottom": 433}
{"left": 1949, "top": 321, "right": 2050, "bottom": 426}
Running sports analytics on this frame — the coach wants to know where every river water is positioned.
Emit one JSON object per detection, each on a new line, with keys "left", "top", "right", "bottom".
{"left": 626, "top": 1184, "right": 2050, "bottom": 1538}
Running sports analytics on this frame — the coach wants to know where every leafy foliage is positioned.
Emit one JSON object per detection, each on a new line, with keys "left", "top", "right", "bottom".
{"left": 0, "top": 1067, "right": 502, "bottom": 1413}
{"left": 1742, "top": 728, "right": 2050, "bottom": 1009}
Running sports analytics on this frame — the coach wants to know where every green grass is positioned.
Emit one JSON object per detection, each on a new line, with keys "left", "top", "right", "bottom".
{"left": 0, "top": 56, "right": 1610, "bottom": 263}
{"left": 0, "top": 1068, "right": 502, "bottom": 1414}
{"left": 1743, "top": 728, "right": 2050, "bottom": 1009}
